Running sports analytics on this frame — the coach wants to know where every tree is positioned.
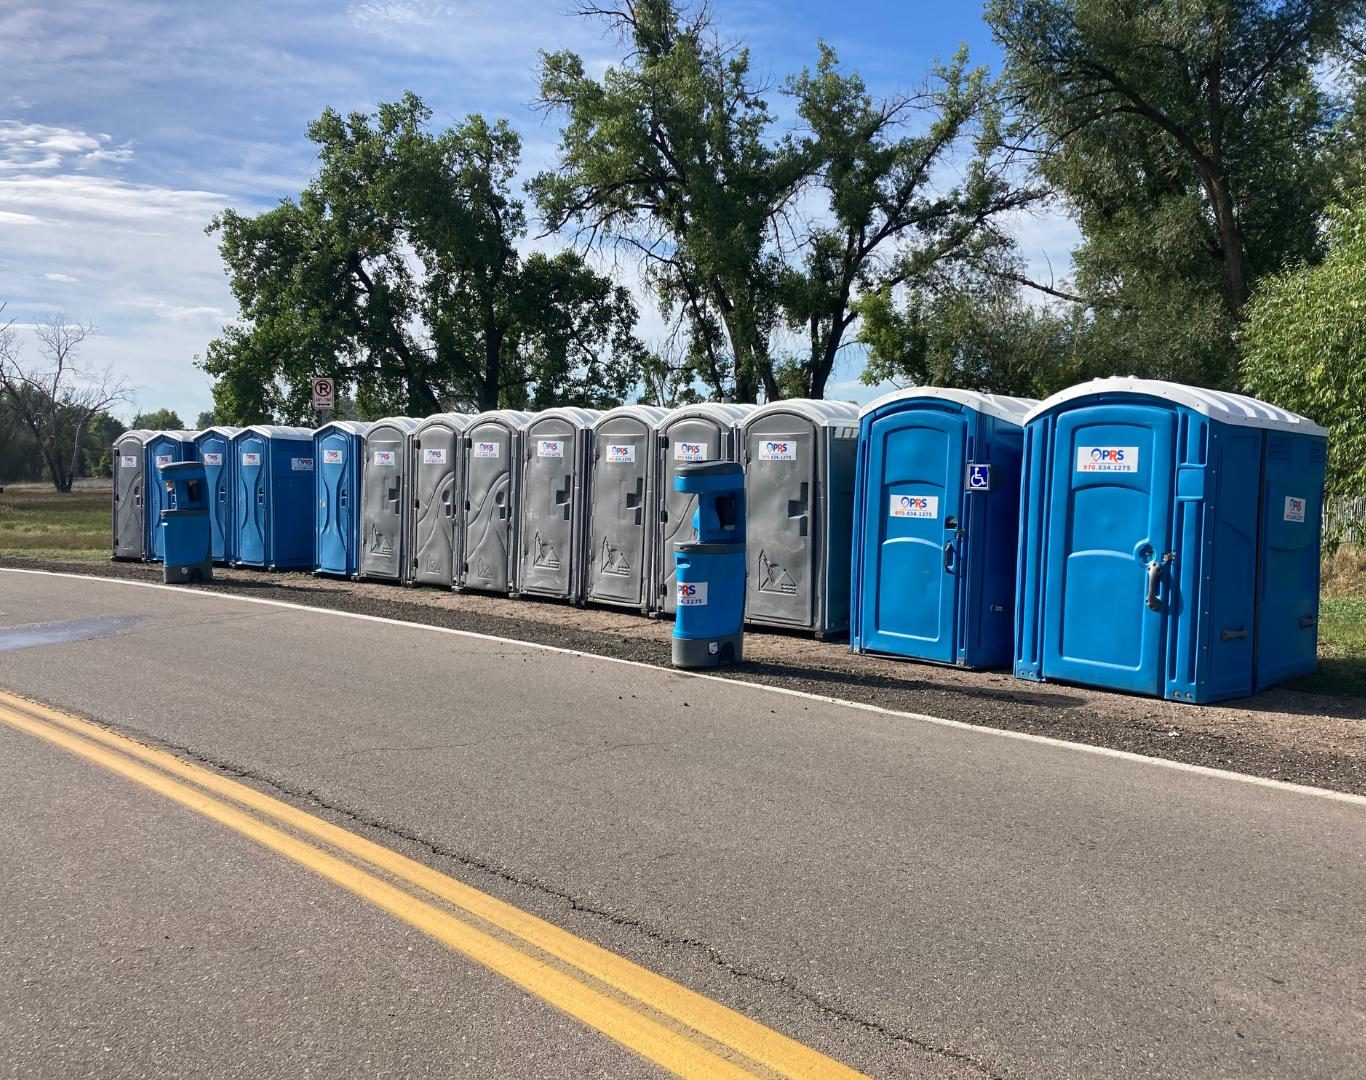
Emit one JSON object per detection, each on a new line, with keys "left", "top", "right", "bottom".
{"left": 203, "top": 93, "right": 643, "bottom": 424}
{"left": 131, "top": 408, "right": 184, "bottom": 430}
{"left": 195, "top": 410, "right": 216, "bottom": 429}
{"left": 988, "top": 0, "right": 1365, "bottom": 387}
{"left": 1241, "top": 194, "right": 1366, "bottom": 540}
{"left": 0, "top": 308, "right": 132, "bottom": 491}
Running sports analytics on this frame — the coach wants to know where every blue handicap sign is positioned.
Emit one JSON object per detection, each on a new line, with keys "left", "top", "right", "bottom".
{"left": 966, "top": 463, "right": 991, "bottom": 492}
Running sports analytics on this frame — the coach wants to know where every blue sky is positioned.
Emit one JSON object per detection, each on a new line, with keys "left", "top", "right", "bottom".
{"left": 0, "top": 0, "right": 1077, "bottom": 423}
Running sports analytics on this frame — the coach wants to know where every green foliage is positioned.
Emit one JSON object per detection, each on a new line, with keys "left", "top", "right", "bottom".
{"left": 1241, "top": 195, "right": 1366, "bottom": 538}
{"left": 131, "top": 408, "right": 184, "bottom": 430}
{"left": 203, "top": 93, "right": 644, "bottom": 424}
{"left": 194, "top": 410, "right": 215, "bottom": 429}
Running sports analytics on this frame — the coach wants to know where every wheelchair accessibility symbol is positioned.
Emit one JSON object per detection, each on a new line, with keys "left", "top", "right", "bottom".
{"left": 966, "top": 463, "right": 991, "bottom": 492}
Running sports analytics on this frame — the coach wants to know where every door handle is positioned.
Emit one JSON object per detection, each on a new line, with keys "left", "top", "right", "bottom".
{"left": 257, "top": 490, "right": 266, "bottom": 505}
{"left": 943, "top": 539, "right": 955, "bottom": 573}
{"left": 1220, "top": 626, "right": 1248, "bottom": 641}
{"left": 1146, "top": 560, "right": 1163, "bottom": 611}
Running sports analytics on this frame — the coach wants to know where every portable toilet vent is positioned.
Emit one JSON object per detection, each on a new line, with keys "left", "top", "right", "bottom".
{"left": 1015, "top": 377, "right": 1329, "bottom": 702}
{"left": 112, "top": 429, "right": 155, "bottom": 561}
{"left": 653, "top": 403, "right": 756, "bottom": 615}
{"left": 358, "top": 416, "right": 422, "bottom": 582}
{"left": 850, "top": 389, "right": 1036, "bottom": 668}
{"left": 408, "top": 413, "right": 475, "bottom": 588}
{"left": 516, "top": 408, "right": 601, "bottom": 601}
{"left": 193, "top": 426, "right": 243, "bottom": 565}
{"left": 232, "top": 426, "right": 315, "bottom": 570}
{"left": 144, "top": 430, "right": 197, "bottom": 562}
{"left": 458, "top": 410, "right": 533, "bottom": 594}
{"left": 583, "top": 405, "right": 670, "bottom": 612}
{"left": 314, "top": 421, "right": 371, "bottom": 578}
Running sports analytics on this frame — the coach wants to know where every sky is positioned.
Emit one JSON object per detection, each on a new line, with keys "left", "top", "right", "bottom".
{"left": 0, "top": 0, "right": 1079, "bottom": 424}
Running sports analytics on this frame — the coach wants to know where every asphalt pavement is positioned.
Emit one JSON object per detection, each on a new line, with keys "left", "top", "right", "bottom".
{"left": 1, "top": 569, "right": 1363, "bottom": 1079}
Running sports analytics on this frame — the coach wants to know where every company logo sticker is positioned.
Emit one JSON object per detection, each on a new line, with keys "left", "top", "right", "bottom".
{"left": 473, "top": 441, "right": 500, "bottom": 459}
{"left": 291, "top": 457, "right": 314, "bottom": 471}
{"left": 201, "top": 452, "right": 223, "bottom": 466}
{"left": 240, "top": 452, "right": 261, "bottom": 466}
{"left": 154, "top": 454, "right": 173, "bottom": 468}
{"left": 758, "top": 440, "right": 796, "bottom": 462}
{"left": 677, "top": 581, "right": 709, "bottom": 606}
{"left": 1283, "top": 495, "right": 1306, "bottom": 523}
{"left": 372, "top": 450, "right": 395, "bottom": 467}
{"left": 673, "top": 441, "right": 708, "bottom": 462}
{"left": 120, "top": 455, "right": 138, "bottom": 469}
{"left": 890, "top": 494, "right": 939, "bottom": 519}
{"left": 606, "top": 444, "right": 636, "bottom": 464}
{"left": 1076, "top": 446, "right": 1140, "bottom": 473}
{"left": 537, "top": 439, "right": 564, "bottom": 458}
{"left": 423, "top": 448, "right": 448, "bottom": 465}
{"left": 323, "top": 449, "right": 344, "bottom": 465}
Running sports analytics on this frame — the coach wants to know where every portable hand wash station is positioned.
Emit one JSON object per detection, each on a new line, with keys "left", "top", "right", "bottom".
{"left": 159, "top": 461, "right": 213, "bottom": 584}
{"left": 672, "top": 461, "right": 745, "bottom": 668}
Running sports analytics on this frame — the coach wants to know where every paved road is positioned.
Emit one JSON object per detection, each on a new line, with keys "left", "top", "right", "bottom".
{"left": 1, "top": 570, "right": 1363, "bottom": 1079}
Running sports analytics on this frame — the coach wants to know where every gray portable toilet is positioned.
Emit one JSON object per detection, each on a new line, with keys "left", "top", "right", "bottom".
{"left": 458, "top": 409, "right": 533, "bottom": 593}
{"left": 583, "top": 405, "right": 670, "bottom": 612}
{"left": 407, "top": 413, "right": 475, "bottom": 588}
{"left": 516, "top": 407, "right": 601, "bottom": 601}
{"left": 359, "top": 416, "right": 422, "bottom": 581}
{"left": 653, "top": 403, "right": 756, "bottom": 615}
{"left": 112, "top": 429, "right": 155, "bottom": 560}
{"left": 740, "top": 399, "right": 860, "bottom": 636}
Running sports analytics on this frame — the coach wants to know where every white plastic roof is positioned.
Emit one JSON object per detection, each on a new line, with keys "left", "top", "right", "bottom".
{"left": 469, "top": 409, "right": 534, "bottom": 430}
{"left": 314, "top": 420, "right": 372, "bottom": 437}
{"left": 367, "top": 416, "right": 422, "bottom": 434}
{"left": 529, "top": 407, "right": 602, "bottom": 429}
{"left": 151, "top": 429, "right": 197, "bottom": 442}
{"left": 592, "top": 404, "right": 671, "bottom": 429}
{"left": 662, "top": 402, "right": 756, "bottom": 427}
{"left": 115, "top": 429, "right": 155, "bottom": 446}
{"left": 742, "top": 398, "right": 860, "bottom": 430}
{"left": 195, "top": 426, "right": 243, "bottom": 440}
{"left": 859, "top": 387, "right": 1037, "bottom": 426}
{"left": 1025, "top": 377, "right": 1328, "bottom": 436}
{"left": 243, "top": 425, "right": 315, "bottom": 440}
{"left": 414, "top": 412, "right": 475, "bottom": 434}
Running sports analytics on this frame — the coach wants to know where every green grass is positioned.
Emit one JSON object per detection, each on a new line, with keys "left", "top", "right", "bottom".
{"left": 1289, "top": 594, "right": 1366, "bottom": 697}
{"left": 0, "top": 484, "right": 110, "bottom": 560}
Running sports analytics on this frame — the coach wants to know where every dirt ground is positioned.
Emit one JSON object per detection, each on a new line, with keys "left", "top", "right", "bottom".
{"left": 6, "top": 554, "right": 1365, "bottom": 797}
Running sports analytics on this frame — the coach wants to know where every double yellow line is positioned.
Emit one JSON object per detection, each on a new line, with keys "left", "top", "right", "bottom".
{"left": 0, "top": 689, "right": 868, "bottom": 1080}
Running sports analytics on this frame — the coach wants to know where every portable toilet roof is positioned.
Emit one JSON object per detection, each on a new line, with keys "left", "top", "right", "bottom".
{"left": 244, "top": 424, "right": 315, "bottom": 440}
{"left": 366, "top": 416, "right": 422, "bottom": 433}
{"left": 743, "top": 398, "right": 859, "bottom": 428}
{"left": 592, "top": 404, "right": 670, "bottom": 429}
{"left": 415, "top": 412, "right": 475, "bottom": 434}
{"left": 116, "top": 429, "right": 156, "bottom": 445}
{"left": 860, "top": 388, "right": 1036, "bottom": 426}
{"left": 315, "top": 419, "right": 373, "bottom": 437}
{"left": 1024, "top": 377, "right": 1327, "bottom": 435}
{"left": 196, "top": 425, "right": 243, "bottom": 441}
{"left": 470, "top": 408, "right": 534, "bottom": 428}
{"left": 528, "top": 406, "right": 601, "bottom": 428}
{"left": 662, "top": 401, "right": 756, "bottom": 426}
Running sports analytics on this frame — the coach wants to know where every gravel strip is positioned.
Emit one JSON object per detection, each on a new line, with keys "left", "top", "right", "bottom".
{"left": 8, "top": 555, "right": 1366, "bottom": 796}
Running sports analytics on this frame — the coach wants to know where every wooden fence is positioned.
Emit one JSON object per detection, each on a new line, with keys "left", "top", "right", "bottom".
{"left": 1326, "top": 497, "right": 1365, "bottom": 544}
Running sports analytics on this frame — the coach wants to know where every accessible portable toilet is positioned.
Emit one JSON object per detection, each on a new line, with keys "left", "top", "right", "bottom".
{"left": 144, "top": 431, "right": 197, "bottom": 562}
{"left": 232, "top": 425, "right": 315, "bottom": 570}
{"left": 740, "top": 399, "right": 860, "bottom": 636}
{"left": 314, "top": 421, "right": 371, "bottom": 578}
{"left": 408, "top": 413, "right": 475, "bottom": 588}
{"left": 515, "top": 408, "right": 601, "bottom": 601}
{"left": 654, "top": 403, "right": 755, "bottom": 615}
{"left": 112, "top": 429, "right": 154, "bottom": 560}
{"left": 458, "top": 410, "right": 533, "bottom": 594}
{"left": 358, "top": 416, "right": 422, "bottom": 582}
{"left": 1015, "top": 377, "right": 1329, "bottom": 703}
{"left": 583, "top": 405, "right": 670, "bottom": 611}
{"left": 193, "top": 426, "right": 243, "bottom": 565}
{"left": 850, "top": 389, "right": 1036, "bottom": 668}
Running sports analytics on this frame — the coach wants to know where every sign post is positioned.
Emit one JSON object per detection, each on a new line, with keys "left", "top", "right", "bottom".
{"left": 312, "top": 377, "right": 335, "bottom": 424}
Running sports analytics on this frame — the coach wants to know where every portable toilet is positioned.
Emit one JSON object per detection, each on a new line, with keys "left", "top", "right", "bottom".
{"left": 850, "top": 389, "right": 1036, "bottom": 667}
{"left": 193, "top": 427, "right": 243, "bottom": 565}
{"left": 739, "top": 400, "right": 860, "bottom": 636}
{"left": 1015, "top": 378, "right": 1329, "bottom": 702}
{"left": 408, "top": 413, "right": 475, "bottom": 588}
{"left": 458, "top": 410, "right": 533, "bottom": 593}
{"left": 144, "top": 431, "right": 197, "bottom": 562}
{"left": 314, "top": 421, "right": 371, "bottom": 578}
{"left": 653, "top": 403, "right": 756, "bottom": 615}
{"left": 232, "top": 425, "right": 315, "bottom": 570}
{"left": 583, "top": 405, "right": 670, "bottom": 611}
{"left": 515, "top": 408, "right": 601, "bottom": 601}
{"left": 357, "top": 417, "right": 421, "bottom": 582}
{"left": 112, "top": 429, "right": 155, "bottom": 560}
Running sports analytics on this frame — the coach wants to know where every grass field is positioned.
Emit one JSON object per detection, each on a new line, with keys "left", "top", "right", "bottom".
{"left": 1, "top": 482, "right": 1362, "bottom": 697}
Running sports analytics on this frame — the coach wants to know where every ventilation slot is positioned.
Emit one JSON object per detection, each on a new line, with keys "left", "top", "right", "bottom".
{"left": 1266, "top": 437, "right": 1290, "bottom": 460}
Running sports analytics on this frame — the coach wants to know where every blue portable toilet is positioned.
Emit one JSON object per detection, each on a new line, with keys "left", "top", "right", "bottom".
{"left": 314, "top": 420, "right": 371, "bottom": 578}
{"left": 144, "top": 430, "right": 197, "bottom": 562}
{"left": 851, "top": 389, "right": 1037, "bottom": 668}
{"left": 1015, "top": 378, "right": 1329, "bottom": 703}
{"left": 193, "top": 426, "right": 242, "bottom": 565}
{"left": 232, "top": 425, "right": 316, "bottom": 570}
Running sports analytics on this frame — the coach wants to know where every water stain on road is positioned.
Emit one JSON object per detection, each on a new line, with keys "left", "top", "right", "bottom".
{"left": 0, "top": 614, "right": 145, "bottom": 653}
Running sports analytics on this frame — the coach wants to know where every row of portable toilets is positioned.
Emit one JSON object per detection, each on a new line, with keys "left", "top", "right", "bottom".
{"left": 112, "top": 378, "right": 1328, "bottom": 703}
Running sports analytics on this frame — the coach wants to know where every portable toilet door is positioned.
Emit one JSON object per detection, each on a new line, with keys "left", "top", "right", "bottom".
{"left": 741, "top": 400, "right": 860, "bottom": 635}
{"left": 584, "top": 406, "right": 669, "bottom": 611}
{"left": 409, "top": 413, "right": 473, "bottom": 588}
{"left": 358, "top": 417, "right": 421, "bottom": 581}
{"left": 459, "top": 410, "right": 532, "bottom": 593}
{"left": 654, "top": 403, "right": 755, "bottom": 615}
{"left": 144, "top": 431, "right": 196, "bottom": 562}
{"left": 233, "top": 426, "right": 315, "bottom": 569}
{"left": 194, "top": 427, "right": 242, "bottom": 565}
{"left": 1015, "top": 378, "right": 1328, "bottom": 703}
{"left": 112, "top": 430, "right": 153, "bottom": 560}
{"left": 516, "top": 408, "right": 601, "bottom": 600}
{"left": 850, "top": 389, "right": 1035, "bottom": 667}
{"left": 314, "top": 421, "right": 371, "bottom": 578}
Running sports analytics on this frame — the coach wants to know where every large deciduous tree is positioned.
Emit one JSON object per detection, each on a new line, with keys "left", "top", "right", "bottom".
{"left": 203, "top": 93, "right": 644, "bottom": 424}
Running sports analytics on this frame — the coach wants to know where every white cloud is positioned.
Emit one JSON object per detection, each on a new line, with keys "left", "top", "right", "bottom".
{"left": 42, "top": 272, "right": 80, "bottom": 283}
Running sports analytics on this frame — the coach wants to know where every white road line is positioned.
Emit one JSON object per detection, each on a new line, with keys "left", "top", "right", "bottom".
{"left": 4, "top": 567, "right": 1364, "bottom": 809}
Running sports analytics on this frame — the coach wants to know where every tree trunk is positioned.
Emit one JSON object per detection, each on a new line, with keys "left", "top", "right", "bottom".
{"left": 1207, "top": 173, "right": 1249, "bottom": 316}
{"left": 480, "top": 324, "right": 503, "bottom": 411}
